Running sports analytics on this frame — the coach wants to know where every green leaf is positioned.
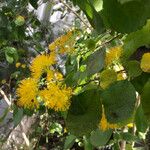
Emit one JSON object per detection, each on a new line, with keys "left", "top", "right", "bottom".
{"left": 102, "top": 0, "right": 150, "bottom": 33}
{"left": 83, "top": 49, "right": 105, "bottom": 77}
{"left": 135, "top": 105, "right": 148, "bottom": 133}
{"left": 89, "top": 0, "right": 103, "bottom": 12}
{"left": 120, "top": 132, "right": 138, "bottom": 142}
{"left": 24, "top": 109, "right": 34, "bottom": 117}
{"left": 117, "top": 0, "right": 140, "bottom": 4}
{"left": 65, "top": 71, "right": 79, "bottom": 87}
{"left": 100, "top": 69, "right": 117, "bottom": 89}
{"left": 4, "top": 47, "right": 18, "bottom": 63}
{"left": 86, "top": 39, "right": 96, "bottom": 50}
{"left": 132, "top": 148, "right": 145, "bottom": 150}
{"left": 114, "top": 132, "right": 138, "bottom": 142}
{"left": 113, "top": 143, "right": 120, "bottom": 150}
{"left": 90, "top": 128, "right": 112, "bottom": 147}
{"left": 5, "top": 55, "right": 14, "bottom": 64}
{"left": 13, "top": 106, "right": 23, "bottom": 127}
{"left": 0, "top": 107, "right": 9, "bottom": 123}
{"left": 71, "top": 0, "right": 105, "bottom": 33}
{"left": 131, "top": 72, "right": 150, "bottom": 94}
{"left": 126, "top": 61, "right": 142, "bottom": 78}
{"left": 141, "top": 79, "right": 150, "bottom": 123}
{"left": 123, "top": 21, "right": 150, "bottom": 61}
{"left": 64, "top": 135, "right": 76, "bottom": 150}
{"left": 102, "top": 80, "right": 136, "bottom": 124}
{"left": 91, "top": 10, "right": 105, "bottom": 33}
{"left": 78, "top": 0, "right": 93, "bottom": 18}
{"left": 126, "top": 144, "right": 133, "bottom": 150}
{"left": 83, "top": 136, "right": 94, "bottom": 150}
{"left": 66, "top": 89, "right": 102, "bottom": 137}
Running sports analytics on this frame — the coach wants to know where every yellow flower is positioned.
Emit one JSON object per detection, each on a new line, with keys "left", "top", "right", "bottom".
{"left": 49, "top": 42, "right": 56, "bottom": 51}
{"left": 117, "top": 72, "right": 127, "bottom": 81}
{"left": 64, "top": 128, "right": 67, "bottom": 133}
{"left": 17, "top": 78, "right": 39, "bottom": 109}
{"left": 48, "top": 30, "right": 76, "bottom": 54}
{"left": 21, "top": 64, "right": 26, "bottom": 68}
{"left": 59, "top": 46, "right": 66, "bottom": 54}
{"left": 100, "top": 109, "right": 108, "bottom": 131}
{"left": 105, "top": 46, "right": 122, "bottom": 66}
{"left": 46, "top": 70, "right": 55, "bottom": 82}
{"left": 16, "top": 62, "right": 21, "bottom": 68}
{"left": 127, "top": 123, "right": 133, "bottom": 128}
{"left": 39, "top": 83, "right": 72, "bottom": 111}
{"left": 46, "top": 70, "right": 63, "bottom": 82}
{"left": 30, "top": 53, "right": 56, "bottom": 80}
{"left": 140, "top": 53, "right": 150, "bottom": 73}
{"left": 100, "top": 107, "right": 118, "bottom": 131}
{"left": 54, "top": 72, "right": 63, "bottom": 80}
{"left": 1, "top": 79, "right": 6, "bottom": 84}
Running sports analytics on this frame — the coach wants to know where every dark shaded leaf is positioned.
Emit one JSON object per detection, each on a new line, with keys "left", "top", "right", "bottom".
{"left": 83, "top": 49, "right": 105, "bottom": 77}
{"left": 135, "top": 105, "right": 148, "bottom": 133}
{"left": 141, "top": 79, "right": 150, "bottom": 123}
{"left": 90, "top": 128, "right": 112, "bottom": 147}
{"left": 29, "top": 0, "right": 38, "bottom": 9}
{"left": 66, "top": 89, "right": 102, "bottom": 136}
{"left": 13, "top": 106, "right": 23, "bottom": 127}
{"left": 102, "top": 80, "right": 136, "bottom": 124}
{"left": 64, "top": 135, "right": 76, "bottom": 150}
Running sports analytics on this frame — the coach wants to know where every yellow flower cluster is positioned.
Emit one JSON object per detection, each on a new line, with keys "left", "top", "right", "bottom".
{"left": 140, "top": 53, "right": 150, "bottom": 73}
{"left": 30, "top": 53, "right": 56, "bottom": 80}
{"left": 17, "top": 78, "right": 39, "bottom": 109}
{"left": 49, "top": 30, "right": 76, "bottom": 54}
{"left": 39, "top": 83, "right": 72, "bottom": 111}
{"left": 99, "top": 107, "right": 118, "bottom": 131}
{"left": 105, "top": 46, "right": 122, "bottom": 66}
{"left": 16, "top": 62, "right": 26, "bottom": 69}
{"left": 46, "top": 70, "right": 63, "bottom": 82}
{"left": 17, "top": 53, "right": 72, "bottom": 111}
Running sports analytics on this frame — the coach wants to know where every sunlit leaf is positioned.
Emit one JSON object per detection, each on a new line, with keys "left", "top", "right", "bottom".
{"left": 102, "top": 0, "right": 150, "bottom": 33}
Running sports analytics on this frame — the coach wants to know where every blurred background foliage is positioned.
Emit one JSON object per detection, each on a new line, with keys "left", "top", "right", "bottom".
{"left": 0, "top": 0, "right": 53, "bottom": 83}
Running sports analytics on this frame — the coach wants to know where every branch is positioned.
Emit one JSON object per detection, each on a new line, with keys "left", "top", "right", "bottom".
{"left": 101, "top": 33, "right": 121, "bottom": 47}
{"left": 0, "top": 89, "right": 11, "bottom": 106}
{"left": 20, "top": 122, "right": 30, "bottom": 147}
{"left": 59, "top": 0, "right": 92, "bottom": 30}
{"left": 76, "top": 78, "right": 100, "bottom": 88}
{"left": 120, "top": 127, "right": 127, "bottom": 150}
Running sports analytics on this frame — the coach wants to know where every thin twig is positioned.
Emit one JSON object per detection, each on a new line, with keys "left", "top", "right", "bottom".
{"left": 83, "top": 33, "right": 122, "bottom": 55}
{"left": 120, "top": 127, "right": 127, "bottom": 150}
{"left": 0, "top": 89, "right": 11, "bottom": 106}
{"left": 131, "top": 93, "right": 141, "bottom": 147}
{"left": 20, "top": 122, "right": 30, "bottom": 147}
{"left": 27, "top": 26, "right": 42, "bottom": 55}
{"left": 76, "top": 78, "right": 100, "bottom": 88}
{"left": 59, "top": 0, "right": 92, "bottom": 29}
{"left": 101, "top": 33, "right": 121, "bottom": 47}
